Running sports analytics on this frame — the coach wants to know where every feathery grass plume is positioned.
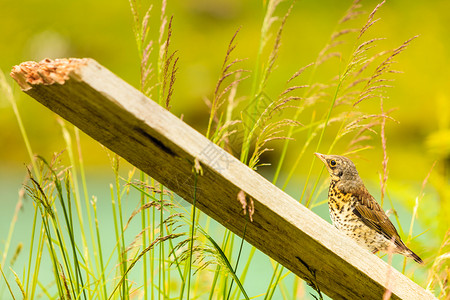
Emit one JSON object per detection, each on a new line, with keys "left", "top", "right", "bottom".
{"left": 128, "top": 0, "right": 143, "bottom": 48}
{"left": 260, "top": 0, "right": 283, "bottom": 51}
{"left": 248, "top": 119, "right": 300, "bottom": 170}
{"left": 206, "top": 28, "right": 249, "bottom": 141}
{"left": 129, "top": 0, "right": 178, "bottom": 109}
{"left": 127, "top": 4, "right": 181, "bottom": 296}
{"left": 128, "top": 0, "right": 154, "bottom": 95}
{"left": 339, "top": 0, "right": 364, "bottom": 24}
{"left": 301, "top": 1, "right": 416, "bottom": 209}
{"left": 241, "top": 3, "right": 309, "bottom": 167}
{"left": 25, "top": 152, "right": 66, "bottom": 210}
{"left": 249, "top": 0, "right": 285, "bottom": 102}
{"left": 379, "top": 98, "right": 389, "bottom": 206}
{"left": 338, "top": 3, "right": 416, "bottom": 106}
{"left": 123, "top": 202, "right": 185, "bottom": 259}
{"left": 158, "top": 0, "right": 167, "bottom": 43}
{"left": 109, "top": 233, "right": 184, "bottom": 299}
{"left": 315, "top": 1, "right": 417, "bottom": 211}
{"left": 219, "top": 69, "right": 245, "bottom": 153}
{"left": 336, "top": 8, "right": 418, "bottom": 109}
{"left": 24, "top": 153, "right": 89, "bottom": 300}
{"left": 238, "top": 0, "right": 288, "bottom": 163}
{"left": 337, "top": 111, "right": 398, "bottom": 155}
{"left": 426, "top": 229, "right": 450, "bottom": 298}
{"left": 352, "top": 36, "right": 417, "bottom": 107}
{"left": 325, "top": 2, "right": 416, "bottom": 110}
{"left": 153, "top": 0, "right": 179, "bottom": 110}
{"left": 243, "top": 89, "right": 304, "bottom": 168}
{"left": 125, "top": 178, "right": 241, "bottom": 298}
{"left": 273, "top": 0, "right": 367, "bottom": 186}
{"left": 127, "top": 179, "right": 173, "bottom": 197}
{"left": 140, "top": 7, "right": 153, "bottom": 89}
{"left": 160, "top": 16, "right": 179, "bottom": 110}
{"left": 322, "top": 2, "right": 413, "bottom": 152}
{"left": 359, "top": 0, "right": 385, "bottom": 38}
{"left": 170, "top": 230, "right": 250, "bottom": 300}
{"left": 214, "top": 120, "right": 242, "bottom": 153}
{"left": 128, "top": 177, "right": 250, "bottom": 299}
{"left": 123, "top": 199, "right": 175, "bottom": 232}
{"left": 316, "top": 0, "right": 363, "bottom": 66}
{"left": 286, "top": 63, "right": 314, "bottom": 85}
{"left": 260, "top": 1, "right": 295, "bottom": 90}
{"left": 172, "top": 238, "right": 226, "bottom": 275}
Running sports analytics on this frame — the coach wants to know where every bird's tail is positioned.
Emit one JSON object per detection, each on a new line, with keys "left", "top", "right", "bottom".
{"left": 396, "top": 239, "right": 423, "bottom": 264}
{"left": 406, "top": 249, "right": 423, "bottom": 264}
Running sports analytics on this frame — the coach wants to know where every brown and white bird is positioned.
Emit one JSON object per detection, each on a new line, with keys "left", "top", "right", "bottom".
{"left": 315, "top": 153, "right": 423, "bottom": 264}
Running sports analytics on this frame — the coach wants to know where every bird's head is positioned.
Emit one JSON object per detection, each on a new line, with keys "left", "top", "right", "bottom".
{"left": 314, "top": 153, "right": 360, "bottom": 182}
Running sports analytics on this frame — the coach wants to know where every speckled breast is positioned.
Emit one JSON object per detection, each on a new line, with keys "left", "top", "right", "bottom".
{"left": 327, "top": 183, "right": 390, "bottom": 253}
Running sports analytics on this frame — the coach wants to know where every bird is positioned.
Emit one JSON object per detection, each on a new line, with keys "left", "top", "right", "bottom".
{"left": 314, "top": 153, "right": 423, "bottom": 264}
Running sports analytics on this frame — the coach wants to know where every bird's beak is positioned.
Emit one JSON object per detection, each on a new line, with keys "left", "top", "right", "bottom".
{"left": 314, "top": 152, "right": 327, "bottom": 164}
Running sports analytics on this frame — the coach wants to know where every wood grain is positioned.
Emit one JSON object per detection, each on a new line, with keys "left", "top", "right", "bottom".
{"left": 10, "top": 58, "right": 435, "bottom": 300}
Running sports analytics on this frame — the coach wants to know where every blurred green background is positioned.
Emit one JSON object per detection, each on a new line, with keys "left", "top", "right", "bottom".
{"left": 0, "top": 0, "right": 449, "bottom": 169}
{"left": 1, "top": 0, "right": 449, "bottom": 297}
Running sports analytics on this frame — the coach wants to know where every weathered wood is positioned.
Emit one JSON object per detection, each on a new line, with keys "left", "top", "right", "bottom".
{"left": 11, "top": 58, "right": 435, "bottom": 300}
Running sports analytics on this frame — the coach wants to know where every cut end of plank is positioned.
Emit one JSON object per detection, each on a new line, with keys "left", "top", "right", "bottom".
{"left": 10, "top": 58, "right": 89, "bottom": 90}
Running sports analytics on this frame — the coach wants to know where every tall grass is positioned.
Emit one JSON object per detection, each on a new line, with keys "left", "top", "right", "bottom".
{"left": 1, "top": 0, "right": 449, "bottom": 299}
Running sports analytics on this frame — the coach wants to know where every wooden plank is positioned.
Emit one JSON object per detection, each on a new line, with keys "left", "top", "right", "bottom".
{"left": 10, "top": 58, "right": 435, "bottom": 300}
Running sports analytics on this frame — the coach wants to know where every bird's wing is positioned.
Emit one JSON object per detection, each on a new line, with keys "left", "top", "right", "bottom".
{"left": 352, "top": 188, "right": 406, "bottom": 250}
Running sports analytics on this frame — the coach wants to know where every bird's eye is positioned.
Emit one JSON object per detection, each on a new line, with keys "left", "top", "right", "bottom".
{"left": 329, "top": 159, "right": 337, "bottom": 167}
